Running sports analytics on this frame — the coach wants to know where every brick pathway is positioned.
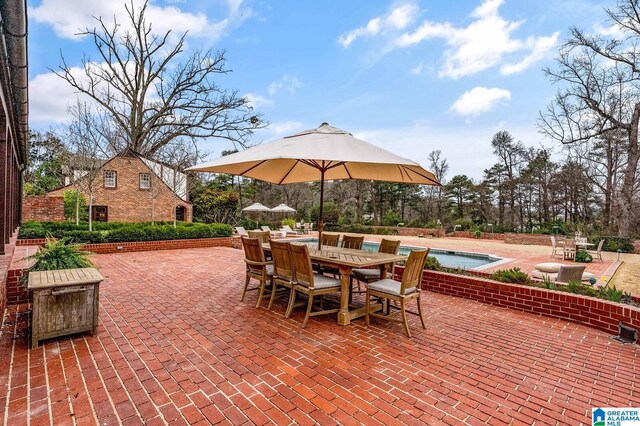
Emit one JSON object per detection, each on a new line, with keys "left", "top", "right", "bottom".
{"left": 1, "top": 247, "right": 638, "bottom": 425}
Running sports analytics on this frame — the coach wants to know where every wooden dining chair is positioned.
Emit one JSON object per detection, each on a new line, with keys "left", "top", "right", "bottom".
{"left": 268, "top": 240, "right": 302, "bottom": 311}
{"left": 351, "top": 239, "right": 401, "bottom": 293}
{"left": 563, "top": 239, "right": 576, "bottom": 260}
{"left": 240, "top": 236, "right": 274, "bottom": 308}
{"left": 320, "top": 233, "right": 340, "bottom": 247}
{"left": 341, "top": 235, "right": 364, "bottom": 250}
{"left": 248, "top": 230, "right": 271, "bottom": 245}
{"left": 365, "top": 248, "right": 429, "bottom": 337}
{"left": 287, "top": 243, "right": 342, "bottom": 328}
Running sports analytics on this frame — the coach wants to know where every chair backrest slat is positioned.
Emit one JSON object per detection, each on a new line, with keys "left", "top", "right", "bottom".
{"left": 342, "top": 235, "right": 364, "bottom": 250}
{"left": 270, "top": 240, "right": 294, "bottom": 280}
{"left": 248, "top": 230, "right": 270, "bottom": 245}
{"left": 290, "top": 243, "right": 315, "bottom": 289}
{"left": 321, "top": 233, "right": 340, "bottom": 247}
{"left": 401, "top": 249, "right": 429, "bottom": 295}
{"left": 379, "top": 239, "right": 401, "bottom": 275}
{"left": 241, "top": 236, "right": 266, "bottom": 275}
{"left": 564, "top": 239, "right": 576, "bottom": 250}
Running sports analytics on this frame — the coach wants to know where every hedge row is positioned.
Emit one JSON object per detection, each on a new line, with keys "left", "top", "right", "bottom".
{"left": 18, "top": 221, "right": 232, "bottom": 243}
{"left": 324, "top": 224, "right": 398, "bottom": 235}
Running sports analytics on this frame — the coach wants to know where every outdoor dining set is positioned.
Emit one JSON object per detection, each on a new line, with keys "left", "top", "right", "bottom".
{"left": 550, "top": 233, "right": 604, "bottom": 261}
{"left": 239, "top": 232, "right": 429, "bottom": 337}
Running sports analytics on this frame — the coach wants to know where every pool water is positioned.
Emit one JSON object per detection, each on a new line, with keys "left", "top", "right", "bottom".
{"left": 289, "top": 238, "right": 502, "bottom": 270}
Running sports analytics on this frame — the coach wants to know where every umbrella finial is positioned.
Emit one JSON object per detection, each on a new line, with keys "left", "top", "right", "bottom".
{"left": 320, "top": 122, "right": 329, "bottom": 126}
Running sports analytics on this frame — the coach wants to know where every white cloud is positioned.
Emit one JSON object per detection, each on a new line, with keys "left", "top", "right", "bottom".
{"left": 29, "top": 0, "right": 250, "bottom": 41}
{"left": 267, "top": 120, "right": 303, "bottom": 136}
{"left": 393, "top": 0, "right": 558, "bottom": 78}
{"left": 410, "top": 63, "right": 425, "bottom": 75}
{"left": 267, "top": 75, "right": 303, "bottom": 96}
{"left": 339, "top": 2, "right": 419, "bottom": 47}
{"left": 450, "top": 87, "right": 511, "bottom": 117}
{"left": 244, "top": 93, "right": 272, "bottom": 108}
{"left": 594, "top": 23, "right": 626, "bottom": 38}
{"left": 29, "top": 68, "right": 93, "bottom": 124}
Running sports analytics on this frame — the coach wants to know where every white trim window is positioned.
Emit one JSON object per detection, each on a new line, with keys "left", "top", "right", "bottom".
{"left": 104, "top": 170, "right": 117, "bottom": 188}
{"left": 139, "top": 173, "right": 151, "bottom": 190}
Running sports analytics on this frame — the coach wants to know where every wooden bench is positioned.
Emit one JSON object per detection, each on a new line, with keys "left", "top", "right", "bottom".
{"left": 27, "top": 268, "right": 104, "bottom": 348}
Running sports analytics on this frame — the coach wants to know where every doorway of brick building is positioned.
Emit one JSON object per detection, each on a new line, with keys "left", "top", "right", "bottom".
{"left": 92, "top": 206, "right": 108, "bottom": 222}
{"left": 175, "top": 206, "right": 185, "bottom": 222}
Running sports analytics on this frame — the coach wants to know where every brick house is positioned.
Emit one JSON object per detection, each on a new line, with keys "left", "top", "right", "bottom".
{"left": 48, "top": 150, "right": 192, "bottom": 223}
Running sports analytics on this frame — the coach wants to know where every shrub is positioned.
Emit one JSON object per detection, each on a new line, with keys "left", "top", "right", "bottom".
{"left": 474, "top": 230, "right": 482, "bottom": 238}
{"left": 63, "top": 190, "right": 89, "bottom": 221}
{"left": 21, "top": 236, "right": 94, "bottom": 284}
{"left": 574, "top": 250, "right": 593, "bottom": 263}
{"left": 381, "top": 210, "right": 402, "bottom": 226}
{"left": 424, "top": 256, "right": 441, "bottom": 271}
{"left": 597, "top": 236, "right": 635, "bottom": 253}
{"left": 565, "top": 280, "right": 599, "bottom": 297}
{"left": 406, "top": 218, "right": 424, "bottom": 228}
{"left": 490, "top": 268, "right": 531, "bottom": 285}
{"left": 598, "top": 285, "right": 623, "bottom": 303}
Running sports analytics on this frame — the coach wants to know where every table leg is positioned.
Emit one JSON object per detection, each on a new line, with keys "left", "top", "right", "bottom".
{"left": 337, "top": 266, "right": 352, "bottom": 325}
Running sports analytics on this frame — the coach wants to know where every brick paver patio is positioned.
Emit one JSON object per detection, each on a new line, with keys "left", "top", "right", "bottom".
{"left": 1, "top": 247, "right": 637, "bottom": 425}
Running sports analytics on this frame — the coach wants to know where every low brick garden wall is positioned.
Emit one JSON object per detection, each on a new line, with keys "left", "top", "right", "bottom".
{"left": 396, "top": 266, "right": 640, "bottom": 338}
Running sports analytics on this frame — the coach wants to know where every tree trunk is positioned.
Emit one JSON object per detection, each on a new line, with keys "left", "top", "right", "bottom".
{"left": 619, "top": 111, "right": 640, "bottom": 237}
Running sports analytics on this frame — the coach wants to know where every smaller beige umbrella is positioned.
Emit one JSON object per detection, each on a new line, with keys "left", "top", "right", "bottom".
{"left": 271, "top": 203, "right": 296, "bottom": 213}
{"left": 242, "top": 202, "right": 271, "bottom": 212}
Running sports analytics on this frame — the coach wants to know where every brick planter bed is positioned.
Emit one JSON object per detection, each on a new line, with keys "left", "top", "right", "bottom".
{"left": 17, "top": 236, "right": 233, "bottom": 253}
{"left": 396, "top": 266, "right": 640, "bottom": 338}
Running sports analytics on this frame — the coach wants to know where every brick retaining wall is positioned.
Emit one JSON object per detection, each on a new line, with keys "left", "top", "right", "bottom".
{"left": 401, "top": 267, "right": 639, "bottom": 339}
{"left": 22, "top": 196, "right": 64, "bottom": 222}
{"left": 17, "top": 237, "right": 233, "bottom": 253}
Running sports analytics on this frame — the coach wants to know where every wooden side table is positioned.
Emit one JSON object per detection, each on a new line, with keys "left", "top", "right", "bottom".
{"left": 27, "top": 268, "right": 104, "bottom": 348}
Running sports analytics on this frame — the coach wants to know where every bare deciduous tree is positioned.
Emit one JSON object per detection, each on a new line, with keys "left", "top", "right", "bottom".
{"left": 54, "top": 0, "right": 262, "bottom": 158}
{"left": 538, "top": 0, "right": 640, "bottom": 237}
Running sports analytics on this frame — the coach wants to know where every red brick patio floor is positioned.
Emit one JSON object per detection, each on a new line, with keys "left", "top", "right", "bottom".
{"left": 1, "top": 247, "right": 638, "bottom": 425}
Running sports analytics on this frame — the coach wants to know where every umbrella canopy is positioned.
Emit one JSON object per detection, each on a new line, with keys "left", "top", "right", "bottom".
{"left": 187, "top": 122, "right": 441, "bottom": 247}
{"left": 241, "top": 202, "right": 271, "bottom": 212}
{"left": 271, "top": 203, "right": 296, "bottom": 213}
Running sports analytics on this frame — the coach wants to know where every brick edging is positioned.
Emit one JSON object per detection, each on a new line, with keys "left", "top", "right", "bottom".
{"left": 395, "top": 266, "right": 640, "bottom": 339}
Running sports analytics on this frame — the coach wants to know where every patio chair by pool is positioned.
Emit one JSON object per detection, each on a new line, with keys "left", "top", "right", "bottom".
{"left": 235, "top": 226, "right": 249, "bottom": 236}
{"left": 365, "top": 248, "right": 429, "bottom": 338}
{"left": 282, "top": 225, "right": 301, "bottom": 235}
{"left": 286, "top": 243, "right": 342, "bottom": 328}
{"left": 352, "top": 239, "right": 401, "bottom": 294}
{"left": 240, "top": 236, "right": 273, "bottom": 308}
{"left": 586, "top": 239, "right": 604, "bottom": 262}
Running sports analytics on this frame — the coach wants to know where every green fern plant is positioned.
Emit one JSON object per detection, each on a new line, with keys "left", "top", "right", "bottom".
{"left": 21, "top": 235, "right": 94, "bottom": 284}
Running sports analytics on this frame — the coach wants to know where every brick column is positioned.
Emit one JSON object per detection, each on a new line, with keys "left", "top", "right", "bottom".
{"left": 0, "top": 120, "right": 6, "bottom": 254}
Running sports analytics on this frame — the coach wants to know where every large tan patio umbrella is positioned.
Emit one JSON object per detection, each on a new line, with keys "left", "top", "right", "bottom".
{"left": 187, "top": 123, "right": 441, "bottom": 247}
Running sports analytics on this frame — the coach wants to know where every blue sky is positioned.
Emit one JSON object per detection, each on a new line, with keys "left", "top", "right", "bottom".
{"left": 27, "top": 0, "right": 617, "bottom": 179}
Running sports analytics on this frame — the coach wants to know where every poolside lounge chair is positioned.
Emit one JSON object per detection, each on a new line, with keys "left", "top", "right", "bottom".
{"left": 365, "top": 249, "right": 429, "bottom": 338}
{"left": 586, "top": 239, "right": 604, "bottom": 262}
{"left": 235, "top": 226, "right": 249, "bottom": 236}
{"left": 287, "top": 243, "right": 342, "bottom": 328}
{"left": 248, "top": 230, "right": 270, "bottom": 245}
{"left": 282, "top": 225, "right": 301, "bottom": 235}
{"left": 261, "top": 226, "right": 281, "bottom": 237}
{"left": 240, "top": 236, "right": 273, "bottom": 308}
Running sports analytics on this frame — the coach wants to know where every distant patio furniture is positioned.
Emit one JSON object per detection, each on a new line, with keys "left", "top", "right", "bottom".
{"left": 365, "top": 249, "right": 430, "bottom": 338}
{"left": 235, "top": 226, "right": 249, "bottom": 236}
{"left": 530, "top": 262, "right": 594, "bottom": 283}
{"left": 261, "top": 225, "right": 280, "bottom": 237}
{"left": 563, "top": 239, "right": 576, "bottom": 260}
{"left": 287, "top": 243, "right": 342, "bottom": 328}
{"left": 240, "top": 236, "right": 273, "bottom": 308}
{"left": 352, "top": 239, "right": 401, "bottom": 295}
{"left": 303, "top": 223, "right": 312, "bottom": 234}
{"left": 587, "top": 239, "right": 605, "bottom": 262}
{"left": 282, "top": 225, "right": 301, "bottom": 235}
{"left": 550, "top": 235, "right": 561, "bottom": 258}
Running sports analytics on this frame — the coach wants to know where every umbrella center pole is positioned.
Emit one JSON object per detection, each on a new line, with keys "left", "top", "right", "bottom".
{"left": 318, "top": 169, "right": 325, "bottom": 250}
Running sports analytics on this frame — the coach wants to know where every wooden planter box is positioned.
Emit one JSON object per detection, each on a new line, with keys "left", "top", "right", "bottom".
{"left": 27, "top": 268, "right": 104, "bottom": 348}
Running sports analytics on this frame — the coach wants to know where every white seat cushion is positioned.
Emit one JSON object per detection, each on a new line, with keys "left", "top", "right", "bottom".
{"left": 534, "top": 263, "right": 562, "bottom": 273}
{"left": 531, "top": 269, "right": 596, "bottom": 282}
{"left": 366, "top": 279, "right": 416, "bottom": 296}
{"left": 298, "top": 273, "right": 340, "bottom": 289}
{"left": 352, "top": 268, "right": 381, "bottom": 279}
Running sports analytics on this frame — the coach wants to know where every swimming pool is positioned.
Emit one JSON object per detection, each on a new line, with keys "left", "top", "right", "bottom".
{"left": 287, "top": 238, "right": 504, "bottom": 270}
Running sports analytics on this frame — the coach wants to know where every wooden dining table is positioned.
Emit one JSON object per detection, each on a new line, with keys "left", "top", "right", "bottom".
{"left": 263, "top": 242, "right": 407, "bottom": 325}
